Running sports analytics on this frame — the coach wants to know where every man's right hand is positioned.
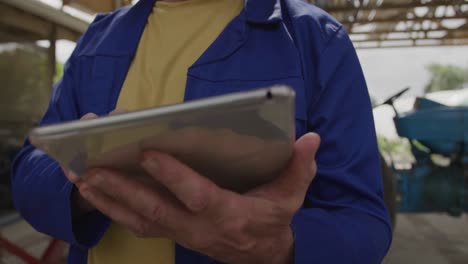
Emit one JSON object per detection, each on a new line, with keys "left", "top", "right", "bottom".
{"left": 61, "top": 110, "right": 128, "bottom": 215}
{"left": 62, "top": 113, "right": 99, "bottom": 215}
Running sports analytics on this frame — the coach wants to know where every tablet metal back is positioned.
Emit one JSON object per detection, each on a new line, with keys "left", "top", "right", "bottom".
{"left": 31, "top": 86, "right": 295, "bottom": 192}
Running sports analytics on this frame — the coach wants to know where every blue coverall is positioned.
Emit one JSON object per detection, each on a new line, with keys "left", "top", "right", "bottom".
{"left": 12, "top": 0, "right": 392, "bottom": 263}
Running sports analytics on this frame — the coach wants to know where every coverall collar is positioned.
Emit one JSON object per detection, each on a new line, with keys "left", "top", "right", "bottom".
{"left": 78, "top": 0, "right": 283, "bottom": 57}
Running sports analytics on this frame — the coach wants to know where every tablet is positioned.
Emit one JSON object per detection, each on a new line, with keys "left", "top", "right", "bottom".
{"left": 30, "top": 86, "right": 295, "bottom": 192}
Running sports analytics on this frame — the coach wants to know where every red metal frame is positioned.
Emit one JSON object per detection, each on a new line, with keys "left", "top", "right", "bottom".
{"left": 0, "top": 235, "right": 65, "bottom": 264}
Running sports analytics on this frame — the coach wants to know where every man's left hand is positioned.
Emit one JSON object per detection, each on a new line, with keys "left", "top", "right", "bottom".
{"left": 78, "top": 133, "right": 320, "bottom": 264}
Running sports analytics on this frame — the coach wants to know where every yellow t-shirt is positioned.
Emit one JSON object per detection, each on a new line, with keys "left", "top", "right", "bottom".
{"left": 87, "top": 0, "right": 244, "bottom": 264}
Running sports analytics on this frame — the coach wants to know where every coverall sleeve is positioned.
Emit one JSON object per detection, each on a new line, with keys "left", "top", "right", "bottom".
{"left": 291, "top": 27, "right": 392, "bottom": 263}
{"left": 11, "top": 53, "right": 110, "bottom": 250}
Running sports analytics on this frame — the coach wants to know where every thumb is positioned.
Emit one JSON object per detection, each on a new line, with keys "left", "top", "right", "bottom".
{"left": 250, "top": 133, "right": 321, "bottom": 205}
{"left": 81, "top": 113, "right": 99, "bottom": 120}
{"left": 109, "top": 108, "right": 129, "bottom": 116}
{"left": 282, "top": 133, "right": 321, "bottom": 191}
{"left": 294, "top": 132, "right": 321, "bottom": 172}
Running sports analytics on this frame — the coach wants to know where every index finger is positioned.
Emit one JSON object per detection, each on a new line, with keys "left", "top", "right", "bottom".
{"left": 141, "top": 151, "right": 225, "bottom": 213}
{"left": 62, "top": 113, "right": 98, "bottom": 182}
{"left": 61, "top": 166, "right": 80, "bottom": 183}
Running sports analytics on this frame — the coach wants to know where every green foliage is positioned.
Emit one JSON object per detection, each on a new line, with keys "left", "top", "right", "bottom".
{"left": 377, "top": 136, "right": 411, "bottom": 160}
{"left": 424, "top": 63, "right": 468, "bottom": 93}
{"left": 54, "top": 62, "right": 64, "bottom": 83}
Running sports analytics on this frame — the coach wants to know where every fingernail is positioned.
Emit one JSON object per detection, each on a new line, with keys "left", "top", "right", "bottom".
{"left": 69, "top": 170, "right": 80, "bottom": 181}
{"left": 81, "top": 191, "right": 89, "bottom": 199}
{"left": 141, "top": 154, "right": 159, "bottom": 172}
{"left": 80, "top": 185, "right": 91, "bottom": 199}
{"left": 87, "top": 170, "right": 104, "bottom": 185}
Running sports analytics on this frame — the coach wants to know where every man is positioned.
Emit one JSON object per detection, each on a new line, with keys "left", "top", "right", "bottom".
{"left": 11, "top": 0, "right": 392, "bottom": 263}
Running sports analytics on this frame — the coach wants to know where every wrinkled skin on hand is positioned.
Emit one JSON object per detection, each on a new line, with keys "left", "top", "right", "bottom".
{"left": 54, "top": 112, "right": 321, "bottom": 264}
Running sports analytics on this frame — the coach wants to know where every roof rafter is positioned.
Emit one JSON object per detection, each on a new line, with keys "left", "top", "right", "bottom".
{"left": 309, "top": 0, "right": 468, "bottom": 48}
{"left": 326, "top": 0, "right": 466, "bottom": 13}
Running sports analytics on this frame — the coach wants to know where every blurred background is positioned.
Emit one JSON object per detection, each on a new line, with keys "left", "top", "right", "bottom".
{"left": 0, "top": 0, "right": 467, "bottom": 263}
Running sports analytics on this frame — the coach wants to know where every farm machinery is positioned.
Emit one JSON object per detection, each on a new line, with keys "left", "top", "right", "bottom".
{"left": 379, "top": 88, "right": 468, "bottom": 225}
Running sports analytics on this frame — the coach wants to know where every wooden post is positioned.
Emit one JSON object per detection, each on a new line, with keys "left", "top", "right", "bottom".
{"left": 48, "top": 24, "right": 57, "bottom": 91}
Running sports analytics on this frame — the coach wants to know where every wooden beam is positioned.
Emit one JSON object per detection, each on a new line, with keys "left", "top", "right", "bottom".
{"left": 351, "top": 35, "right": 468, "bottom": 43}
{"left": 356, "top": 43, "right": 468, "bottom": 49}
{"left": 350, "top": 29, "right": 468, "bottom": 41}
{"left": 324, "top": 0, "right": 467, "bottom": 13}
{"left": 350, "top": 28, "right": 468, "bottom": 36}
{"left": 56, "top": 27, "right": 81, "bottom": 42}
{"left": 48, "top": 25, "right": 57, "bottom": 91}
{"left": 1, "top": 0, "right": 88, "bottom": 35}
{"left": 0, "top": 32, "right": 39, "bottom": 43}
{"left": 354, "top": 41, "right": 468, "bottom": 49}
{"left": 0, "top": 3, "right": 51, "bottom": 39}
{"left": 63, "top": 0, "right": 132, "bottom": 13}
{"left": 306, "top": 0, "right": 467, "bottom": 50}
{"left": 0, "top": 3, "right": 81, "bottom": 41}
{"left": 342, "top": 13, "right": 467, "bottom": 24}
{"left": 0, "top": 24, "right": 43, "bottom": 42}
{"left": 63, "top": 0, "right": 114, "bottom": 13}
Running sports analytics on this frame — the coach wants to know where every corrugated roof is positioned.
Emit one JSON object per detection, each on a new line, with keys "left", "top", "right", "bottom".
{"left": 7, "top": 0, "right": 464, "bottom": 48}
{"left": 310, "top": 0, "right": 468, "bottom": 48}
{"left": 59, "top": 0, "right": 468, "bottom": 48}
